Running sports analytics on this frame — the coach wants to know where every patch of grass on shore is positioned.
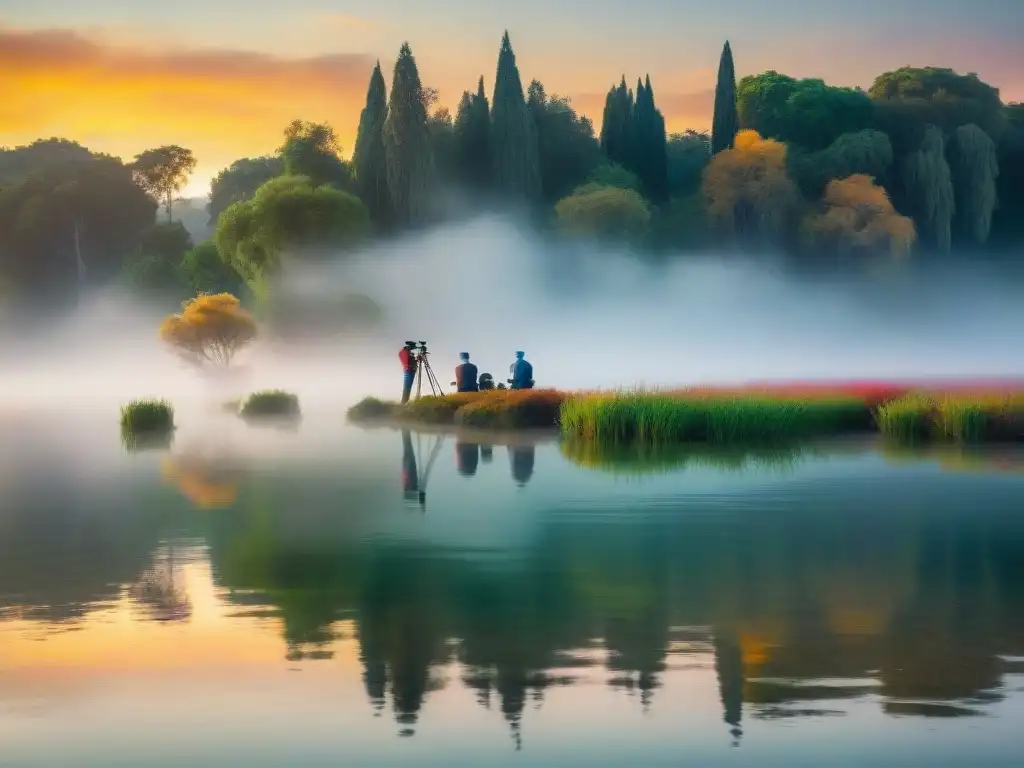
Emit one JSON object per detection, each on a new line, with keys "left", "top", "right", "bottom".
{"left": 240, "top": 390, "right": 301, "bottom": 420}
{"left": 559, "top": 390, "right": 872, "bottom": 444}
{"left": 347, "top": 390, "right": 565, "bottom": 429}
{"left": 878, "top": 393, "right": 1024, "bottom": 443}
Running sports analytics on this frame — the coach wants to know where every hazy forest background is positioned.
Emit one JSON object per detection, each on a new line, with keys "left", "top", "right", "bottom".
{"left": 1, "top": 33, "right": 1022, "bottom": 319}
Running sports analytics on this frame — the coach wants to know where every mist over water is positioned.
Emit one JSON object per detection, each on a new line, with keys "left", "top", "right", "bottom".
{"left": 4, "top": 213, "right": 1024, "bottom": 417}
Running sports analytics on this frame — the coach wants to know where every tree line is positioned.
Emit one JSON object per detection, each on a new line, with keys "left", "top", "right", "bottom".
{"left": 1, "top": 32, "right": 1022, "bottom": 311}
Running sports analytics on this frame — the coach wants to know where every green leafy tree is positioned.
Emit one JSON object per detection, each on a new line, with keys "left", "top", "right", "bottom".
{"left": 279, "top": 121, "right": 351, "bottom": 190}
{"left": 119, "top": 220, "right": 193, "bottom": 299}
{"left": 554, "top": 185, "right": 652, "bottom": 244}
{"left": 667, "top": 131, "right": 711, "bottom": 198}
{"left": 737, "top": 72, "right": 874, "bottom": 151}
{"left": 490, "top": 31, "right": 542, "bottom": 201}
{"left": 527, "top": 80, "right": 601, "bottom": 203}
{"left": 181, "top": 240, "right": 246, "bottom": 296}
{"left": 0, "top": 153, "right": 156, "bottom": 297}
{"left": 207, "top": 156, "right": 285, "bottom": 225}
{"left": 902, "top": 126, "right": 955, "bottom": 252}
{"left": 992, "top": 103, "right": 1024, "bottom": 245}
{"left": 428, "top": 107, "right": 459, "bottom": 184}
{"left": 132, "top": 145, "right": 197, "bottom": 222}
{"left": 454, "top": 77, "right": 492, "bottom": 192}
{"left": 790, "top": 129, "right": 894, "bottom": 197}
{"left": 214, "top": 175, "right": 371, "bottom": 289}
{"left": 585, "top": 163, "right": 641, "bottom": 192}
{"left": 383, "top": 42, "right": 434, "bottom": 227}
{"left": 948, "top": 123, "right": 999, "bottom": 245}
{"left": 352, "top": 62, "right": 392, "bottom": 225}
{"left": 869, "top": 67, "right": 1006, "bottom": 157}
{"left": 0, "top": 139, "right": 95, "bottom": 185}
{"left": 711, "top": 41, "right": 738, "bottom": 155}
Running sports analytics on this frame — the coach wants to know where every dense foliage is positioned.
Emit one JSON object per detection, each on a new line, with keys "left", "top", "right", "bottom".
{"left": 2, "top": 36, "right": 1022, "bottom": 311}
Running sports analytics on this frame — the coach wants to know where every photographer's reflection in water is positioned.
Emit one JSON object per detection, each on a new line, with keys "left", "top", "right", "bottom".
{"left": 509, "top": 444, "right": 535, "bottom": 486}
{"left": 455, "top": 441, "right": 480, "bottom": 477}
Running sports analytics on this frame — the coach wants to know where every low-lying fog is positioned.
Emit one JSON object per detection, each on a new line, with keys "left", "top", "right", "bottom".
{"left": 4, "top": 214, "right": 1024, "bottom": 416}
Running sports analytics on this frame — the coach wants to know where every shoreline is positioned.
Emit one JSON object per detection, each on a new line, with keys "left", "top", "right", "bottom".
{"left": 347, "top": 385, "right": 1024, "bottom": 445}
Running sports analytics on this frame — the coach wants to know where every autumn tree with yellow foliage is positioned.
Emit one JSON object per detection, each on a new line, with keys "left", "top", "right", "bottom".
{"left": 701, "top": 129, "right": 799, "bottom": 241}
{"left": 801, "top": 174, "right": 916, "bottom": 258}
{"left": 159, "top": 293, "right": 257, "bottom": 369}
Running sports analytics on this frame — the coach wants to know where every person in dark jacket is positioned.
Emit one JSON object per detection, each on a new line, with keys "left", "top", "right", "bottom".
{"left": 455, "top": 352, "right": 479, "bottom": 393}
{"left": 509, "top": 351, "right": 534, "bottom": 390}
{"left": 399, "top": 342, "right": 418, "bottom": 403}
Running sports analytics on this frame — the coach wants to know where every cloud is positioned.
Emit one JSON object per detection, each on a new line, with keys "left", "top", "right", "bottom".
{"left": 0, "top": 25, "right": 376, "bottom": 181}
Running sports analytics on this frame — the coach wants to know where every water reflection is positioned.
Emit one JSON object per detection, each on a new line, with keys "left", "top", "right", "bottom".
{"left": 3, "top": 428, "right": 1024, "bottom": 761}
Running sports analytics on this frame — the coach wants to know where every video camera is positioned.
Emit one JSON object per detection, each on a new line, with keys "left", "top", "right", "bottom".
{"left": 404, "top": 340, "right": 429, "bottom": 357}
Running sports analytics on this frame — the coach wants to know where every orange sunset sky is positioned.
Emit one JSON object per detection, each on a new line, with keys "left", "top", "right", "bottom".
{"left": 2, "top": 1, "right": 1021, "bottom": 197}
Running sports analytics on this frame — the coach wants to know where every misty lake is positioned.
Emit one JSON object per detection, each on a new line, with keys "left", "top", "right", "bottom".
{"left": 3, "top": 411, "right": 1024, "bottom": 767}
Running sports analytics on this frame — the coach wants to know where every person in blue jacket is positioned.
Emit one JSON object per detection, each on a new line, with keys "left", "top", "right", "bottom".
{"left": 509, "top": 351, "right": 534, "bottom": 390}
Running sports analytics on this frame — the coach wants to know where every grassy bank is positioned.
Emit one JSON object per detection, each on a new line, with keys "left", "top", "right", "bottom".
{"left": 877, "top": 392, "right": 1024, "bottom": 443}
{"left": 348, "top": 389, "right": 565, "bottom": 429}
{"left": 348, "top": 383, "right": 1024, "bottom": 444}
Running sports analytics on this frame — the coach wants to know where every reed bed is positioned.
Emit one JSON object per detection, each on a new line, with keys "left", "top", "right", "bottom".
{"left": 239, "top": 390, "right": 301, "bottom": 420}
{"left": 559, "top": 390, "right": 872, "bottom": 444}
{"left": 877, "top": 392, "right": 1024, "bottom": 443}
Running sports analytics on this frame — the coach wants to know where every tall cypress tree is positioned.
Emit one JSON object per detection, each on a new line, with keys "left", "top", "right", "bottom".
{"left": 454, "top": 75, "right": 491, "bottom": 192}
{"left": 490, "top": 31, "right": 541, "bottom": 201}
{"left": 638, "top": 74, "right": 669, "bottom": 202}
{"left": 352, "top": 61, "right": 391, "bottom": 225}
{"left": 711, "top": 41, "right": 738, "bottom": 155}
{"left": 600, "top": 76, "right": 635, "bottom": 170}
{"left": 383, "top": 43, "right": 434, "bottom": 227}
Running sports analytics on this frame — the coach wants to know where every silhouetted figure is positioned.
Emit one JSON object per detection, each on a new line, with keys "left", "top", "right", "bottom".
{"left": 509, "top": 445, "right": 535, "bottom": 486}
{"left": 456, "top": 442, "right": 480, "bottom": 477}
{"left": 509, "top": 350, "right": 534, "bottom": 390}
{"left": 714, "top": 629, "right": 744, "bottom": 746}
{"left": 455, "top": 352, "right": 479, "bottom": 392}
{"left": 400, "top": 429, "right": 426, "bottom": 507}
{"left": 399, "top": 342, "right": 418, "bottom": 404}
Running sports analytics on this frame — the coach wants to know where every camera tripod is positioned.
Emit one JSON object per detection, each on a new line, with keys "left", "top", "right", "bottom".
{"left": 414, "top": 350, "right": 443, "bottom": 398}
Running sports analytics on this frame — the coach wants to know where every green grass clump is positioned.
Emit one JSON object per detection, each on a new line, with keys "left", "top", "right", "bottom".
{"left": 120, "top": 399, "right": 175, "bottom": 433}
{"left": 559, "top": 391, "right": 871, "bottom": 444}
{"left": 239, "top": 390, "right": 301, "bottom": 420}
{"left": 120, "top": 399, "right": 175, "bottom": 451}
{"left": 876, "top": 393, "right": 935, "bottom": 443}
{"left": 879, "top": 392, "right": 1024, "bottom": 443}
{"left": 347, "top": 396, "right": 397, "bottom": 421}
{"left": 453, "top": 389, "right": 565, "bottom": 429}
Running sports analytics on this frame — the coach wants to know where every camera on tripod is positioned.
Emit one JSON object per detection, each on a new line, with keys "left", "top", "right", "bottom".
{"left": 405, "top": 340, "right": 428, "bottom": 357}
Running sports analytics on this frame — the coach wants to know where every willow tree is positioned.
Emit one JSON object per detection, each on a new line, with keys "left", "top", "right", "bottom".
{"left": 949, "top": 123, "right": 999, "bottom": 245}
{"left": 902, "top": 126, "right": 955, "bottom": 252}
{"left": 711, "top": 41, "right": 738, "bottom": 155}
{"left": 383, "top": 43, "right": 434, "bottom": 227}
{"left": 352, "top": 62, "right": 392, "bottom": 225}
{"left": 490, "top": 31, "right": 541, "bottom": 201}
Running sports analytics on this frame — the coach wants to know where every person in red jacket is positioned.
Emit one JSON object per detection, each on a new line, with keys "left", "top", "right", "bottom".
{"left": 399, "top": 342, "right": 418, "bottom": 403}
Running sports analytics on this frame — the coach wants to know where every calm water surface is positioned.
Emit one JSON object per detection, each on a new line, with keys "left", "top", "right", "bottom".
{"left": 2, "top": 412, "right": 1024, "bottom": 767}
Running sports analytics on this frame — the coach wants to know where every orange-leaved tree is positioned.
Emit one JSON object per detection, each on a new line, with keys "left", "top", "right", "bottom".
{"left": 701, "top": 128, "right": 799, "bottom": 239}
{"left": 159, "top": 292, "right": 257, "bottom": 368}
{"left": 801, "top": 174, "right": 916, "bottom": 257}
